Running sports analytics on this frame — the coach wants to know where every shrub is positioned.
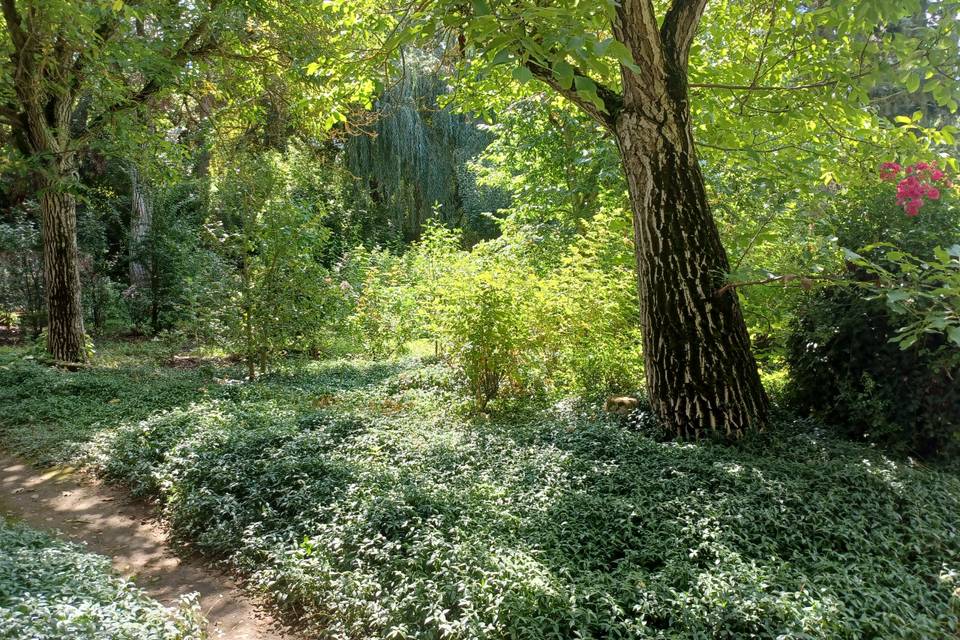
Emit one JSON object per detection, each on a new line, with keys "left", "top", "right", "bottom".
{"left": 349, "top": 213, "right": 644, "bottom": 404}
{"left": 205, "top": 146, "right": 348, "bottom": 375}
{"left": 787, "top": 180, "right": 960, "bottom": 457}
{"left": 539, "top": 209, "right": 643, "bottom": 395}
{"left": 346, "top": 246, "right": 419, "bottom": 357}
{"left": 0, "top": 211, "right": 44, "bottom": 338}
{"left": 431, "top": 263, "right": 533, "bottom": 408}
{"left": 788, "top": 287, "right": 960, "bottom": 457}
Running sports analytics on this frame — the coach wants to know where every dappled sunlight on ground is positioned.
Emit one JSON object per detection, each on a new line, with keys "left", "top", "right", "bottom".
{"left": 0, "top": 454, "right": 289, "bottom": 639}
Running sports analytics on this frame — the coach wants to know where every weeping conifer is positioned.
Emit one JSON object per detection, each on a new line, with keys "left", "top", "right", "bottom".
{"left": 345, "top": 63, "right": 508, "bottom": 244}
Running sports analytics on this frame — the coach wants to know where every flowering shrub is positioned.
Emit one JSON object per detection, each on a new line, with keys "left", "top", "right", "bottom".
{"left": 879, "top": 161, "right": 952, "bottom": 216}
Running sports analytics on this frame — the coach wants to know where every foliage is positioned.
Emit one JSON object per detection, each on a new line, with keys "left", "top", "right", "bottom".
{"left": 537, "top": 209, "right": 642, "bottom": 395}
{"left": 785, "top": 164, "right": 960, "bottom": 457}
{"left": 0, "top": 211, "right": 43, "bottom": 337}
{"left": 345, "top": 60, "right": 509, "bottom": 244}
{"left": 343, "top": 246, "right": 420, "bottom": 358}
{"left": 0, "top": 516, "right": 204, "bottom": 640}
{"left": 206, "top": 146, "right": 344, "bottom": 374}
{"left": 471, "top": 96, "right": 622, "bottom": 235}
{"left": 431, "top": 254, "right": 533, "bottom": 408}
{"left": 347, "top": 213, "right": 642, "bottom": 403}
{"left": 0, "top": 344, "right": 213, "bottom": 464}
{"left": 1, "top": 345, "right": 959, "bottom": 638}
{"left": 788, "top": 284, "right": 960, "bottom": 458}
{"left": 846, "top": 243, "right": 960, "bottom": 350}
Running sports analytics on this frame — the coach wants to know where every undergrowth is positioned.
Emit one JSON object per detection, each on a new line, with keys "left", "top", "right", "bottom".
{"left": 0, "top": 515, "right": 204, "bottom": 640}
{"left": 1, "top": 344, "right": 959, "bottom": 638}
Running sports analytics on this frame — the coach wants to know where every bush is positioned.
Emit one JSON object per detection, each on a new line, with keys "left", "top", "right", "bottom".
{"left": 348, "top": 213, "right": 644, "bottom": 403}
{"left": 787, "top": 180, "right": 960, "bottom": 457}
{"left": 205, "top": 147, "right": 346, "bottom": 374}
{"left": 0, "top": 516, "right": 204, "bottom": 640}
{"left": 539, "top": 209, "right": 643, "bottom": 395}
{"left": 346, "top": 246, "right": 419, "bottom": 357}
{"left": 431, "top": 262, "right": 533, "bottom": 408}
{"left": 788, "top": 287, "right": 960, "bottom": 457}
{"left": 0, "top": 210, "right": 44, "bottom": 338}
{"left": 8, "top": 352, "right": 947, "bottom": 639}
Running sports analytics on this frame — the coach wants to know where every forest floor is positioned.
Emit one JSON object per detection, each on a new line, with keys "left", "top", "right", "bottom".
{"left": 1, "top": 340, "right": 959, "bottom": 638}
{"left": 0, "top": 452, "right": 288, "bottom": 640}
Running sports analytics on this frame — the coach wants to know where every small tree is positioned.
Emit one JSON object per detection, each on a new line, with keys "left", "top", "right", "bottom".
{"left": 208, "top": 149, "right": 334, "bottom": 378}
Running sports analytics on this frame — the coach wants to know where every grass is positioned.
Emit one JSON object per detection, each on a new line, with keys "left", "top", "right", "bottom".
{"left": 1, "top": 341, "right": 959, "bottom": 638}
{"left": 0, "top": 515, "right": 204, "bottom": 640}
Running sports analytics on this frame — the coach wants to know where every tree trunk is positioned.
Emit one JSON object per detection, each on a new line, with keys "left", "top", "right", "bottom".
{"left": 128, "top": 164, "right": 152, "bottom": 291}
{"left": 39, "top": 179, "right": 87, "bottom": 362}
{"left": 613, "top": 82, "right": 768, "bottom": 440}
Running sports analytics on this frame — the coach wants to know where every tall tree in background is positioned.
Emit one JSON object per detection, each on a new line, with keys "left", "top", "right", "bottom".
{"left": 345, "top": 61, "right": 508, "bottom": 244}
{"left": 0, "top": 0, "right": 381, "bottom": 361}
{"left": 0, "top": 0, "right": 223, "bottom": 361}
{"left": 393, "top": 0, "right": 960, "bottom": 440}
{"left": 128, "top": 164, "right": 152, "bottom": 292}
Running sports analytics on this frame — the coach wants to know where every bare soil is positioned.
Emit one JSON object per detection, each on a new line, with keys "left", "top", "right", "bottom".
{"left": 0, "top": 453, "right": 294, "bottom": 640}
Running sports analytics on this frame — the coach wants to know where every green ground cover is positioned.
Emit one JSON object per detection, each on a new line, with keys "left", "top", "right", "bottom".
{"left": 1, "top": 343, "right": 959, "bottom": 638}
{"left": 0, "top": 514, "right": 204, "bottom": 640}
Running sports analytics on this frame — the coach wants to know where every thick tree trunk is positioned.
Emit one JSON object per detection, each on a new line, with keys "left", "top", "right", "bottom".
{"left": 614, "top": 88, "right": 768, "bottom": 440}
{"left": 39, "top": 178, "right": 87, "bottom": 362}
{"left": 128, "top": 164, "right": 152, "bottom": 291}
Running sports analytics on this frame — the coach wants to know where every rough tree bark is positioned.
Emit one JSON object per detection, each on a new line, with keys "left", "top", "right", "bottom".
{"left": 38, "top": 171, "right": 87, "bottom": 361}
{"left": 613, "top": 0, "right": 768, "bottom": 439}
{"left": 128, "top": 164, "right": 152, "bottom": 291}
{"left": 530, "top": 0, "right": 769, "bottom": 438}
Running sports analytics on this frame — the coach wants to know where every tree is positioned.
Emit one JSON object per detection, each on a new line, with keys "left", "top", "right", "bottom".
{"left": 0, "top": 0, "right": 381, "bottom": 361}
{"left": 390, "top": 0, "right": 960, "bottom": 440}
{"left": 393, "top": 0, "right": 765, "bottom": 439}
{"left": 0, "top": 0, "right": 224, "bottom": 361}
{"left": 537, "top": 0, "right": 768, "bottom": 440}
{"left": 128, "top": 163, "right": 152, "bottom": 293}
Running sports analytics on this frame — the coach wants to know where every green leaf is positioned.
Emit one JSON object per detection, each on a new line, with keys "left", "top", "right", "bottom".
{"left": 574, "top": 75, "right": 605, "bottom": 112}
{"left": 948, "top": 326, "right": 960, "bottom": 347}
{"left": 512, "top": 66, "right": 534, "bottom": 84}
{"left": 471, "top": 0, "right": 490, "bottom": 16}
{"left": 552, "top": 60, "right": 575, "bottom": 90}
{"left": 905, "top": 73, "right": 920, "bottom": 93}
{"left": 843, "top": 248, "right": 864, "bottom": 262}
{"left": 885, "top": 289, "right": 911, "bottom": 304}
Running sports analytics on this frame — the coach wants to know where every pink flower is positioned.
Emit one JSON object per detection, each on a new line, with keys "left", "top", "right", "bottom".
{"left": 885, "top": 159, "right": 953, "bottom": 216}
{"left": 896, "top": 176, "right": 923, "bottom": 202}
{"left": 904, "top": 198, "right": 923, "bottom": 216}
{"left": 879, "top": 162, "right": 902, "bottom": 181}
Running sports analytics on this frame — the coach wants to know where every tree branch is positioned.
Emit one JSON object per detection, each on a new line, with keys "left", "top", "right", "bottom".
{"left": 0, "top": 0, "right": 26, "bottom": 53}
{"left": 715, "top": 273, "right": 841, "bottom": 298}
{"left": 690, "top": 72, "right": 869, "bottom": 92}
{"left": 525, "top": 59, "right": 623, "bottom": 133}
{"left": 82, "top": 5, "right": 221, "bottom": 140}
{"left": 660, "top": 0, "right": 709, "bottom": 70}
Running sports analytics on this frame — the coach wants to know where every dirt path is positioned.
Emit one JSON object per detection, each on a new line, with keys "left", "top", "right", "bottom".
{"left": 0, "top": 453, "right": 292, "bottom": 640}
